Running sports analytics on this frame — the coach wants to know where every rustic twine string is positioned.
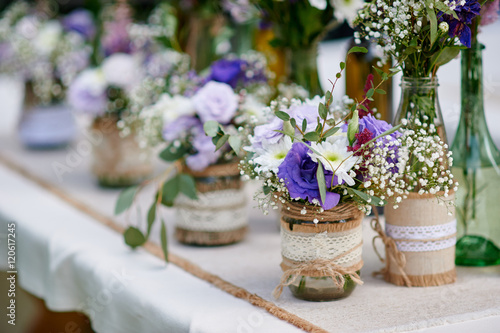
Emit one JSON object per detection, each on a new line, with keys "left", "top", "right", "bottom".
{"left": 273, "top": 245, "right": 364, "bottom": 299}
{"left": 370, "top": 208, "right": 413, "bottom": 287}
{"left": 0, "top": 154, "right": 329, "bottom": 333}
{"left": 274, "top": 202, "right": 365, "bottom": 298}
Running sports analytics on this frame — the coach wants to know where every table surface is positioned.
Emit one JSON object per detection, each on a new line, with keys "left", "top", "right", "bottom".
{"left": 1, "top": 21, "right": 500, "bottom": 333}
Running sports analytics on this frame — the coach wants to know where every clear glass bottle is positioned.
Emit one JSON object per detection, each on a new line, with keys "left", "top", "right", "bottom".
{"left": 393, "top": 77, "right": 447, "bottom": 145}
{"left": 451, "top": 44, "right": 500, "bottom": 266}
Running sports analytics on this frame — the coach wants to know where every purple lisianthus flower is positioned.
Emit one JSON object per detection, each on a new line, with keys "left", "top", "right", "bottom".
{"left": 358, "top": 114, "right": 400, "bottom": 141}
{"left": 67, "top": 69, "right": 107, "bottom": 115}
{"left": 208, "top": 58, "right": 246, "bottom": 88}
{"left": 101, "top": 20, "right": 133, "bottom": 56}
{"left": 162, "top": 116, "right": 201, "bottom": 142}
{"left": 440, "top": 0, "right": 481, "bottom": 48}
{"left": 192, "top": 81, "right": 238, "bottom": 124}
{"left": 278, "top": 142, "right": 341, "bottom": 210}
{"left": 251, "top": 117, "right": 284, "bottom": 150}
{"left": 288, "top": 104, "right": 319, "bottom": 133}
{"left": 185, "top": 128, "right": 221, "bottom": 171}
{"left": 63, "top": 9, "right": 96, "bottom": 40}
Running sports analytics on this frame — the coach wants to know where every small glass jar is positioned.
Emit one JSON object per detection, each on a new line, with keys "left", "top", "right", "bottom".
{"left": 91, "top": 115, "right": 153, "bottom": 187}
{"left": 279, "top": 203, "right": 364, "bottom": 301}
{"left": 175, "top": 163, "right": 248, "bottom": 246}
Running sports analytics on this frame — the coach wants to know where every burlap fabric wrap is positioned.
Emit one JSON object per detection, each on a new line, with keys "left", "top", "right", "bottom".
{"left": 381, "top": 192, "right": 457, "bottom": 287}
{"left": 91, "top": 116, "right": 153, "bottom": 187}
{"left": 274, "top": 202, "right": 365, "bottom": 298}
{"left": 175, "top": 162, "right": 248, "bottom": 246}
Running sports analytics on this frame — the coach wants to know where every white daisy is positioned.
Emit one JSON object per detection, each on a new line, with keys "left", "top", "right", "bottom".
{"left": 254, "top": 136, "right": 293, "bottom": 174}
{"left": 308, "top": 135, "right": 360, "bottom": 186}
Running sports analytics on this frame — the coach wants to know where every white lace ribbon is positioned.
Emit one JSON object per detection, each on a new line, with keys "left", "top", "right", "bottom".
{"left": 281, "top": 225, "right": 362, "bottom": 268}
{"left": 386, "top": 220, "right": 457, "bottom": 252}
{"left": 175, "top": 189, "right": 248, "bottom": 232}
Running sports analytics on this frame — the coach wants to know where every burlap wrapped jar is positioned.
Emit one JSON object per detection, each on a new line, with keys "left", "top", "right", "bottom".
{"left": 174, "top": 163, "right": 248, "bottom": 246}
{"left": 382, "top": 191, "right": 457, "bottom": 287}
{"left": 274, "top": 202, "right": 365, "bottom": 301}
{"left": 91, "top": 116, "right": 153, "bottom": 187}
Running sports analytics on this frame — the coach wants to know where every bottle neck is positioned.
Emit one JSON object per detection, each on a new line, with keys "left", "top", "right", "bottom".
{"left": 459, "top": 44, "right": 486, "bottom": 130}
{"left": 287, "top": 45, "right": 322, "bottom": 97}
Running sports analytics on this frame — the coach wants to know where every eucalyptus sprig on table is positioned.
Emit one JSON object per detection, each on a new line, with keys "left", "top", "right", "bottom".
{"left": 114, "top": 151, "right": 198, "bottom": 263}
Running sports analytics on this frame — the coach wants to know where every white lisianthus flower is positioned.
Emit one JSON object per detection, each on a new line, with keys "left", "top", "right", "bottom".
{"left": 241, "top": 94, "right": 266, "bottom": 123}
{"left": 254, "top": 136, "right": 293, "bottom": 174}
{"left": 33, "top": 20, "right": 62, "bottom": 55}
{"left": 102, "top": 53, "right": 141, "bottom": 88}
{"left": 309, "top": 0, "right": 328, "bottom": 10}
{"left": 308, "top": 135, "right": 360, "bottom": 186}
{"left": 146, "top": 94, "right": 196, "bottom": 125}
{"left": 330, "top": 0, "right": 365, "bottom": 25}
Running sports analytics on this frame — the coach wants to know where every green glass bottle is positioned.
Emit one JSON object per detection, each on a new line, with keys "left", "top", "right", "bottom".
{"left": 452, "top": 43, "right": 500, "bottom": 266}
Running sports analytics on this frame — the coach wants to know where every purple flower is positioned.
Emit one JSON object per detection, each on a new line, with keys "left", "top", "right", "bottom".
{"left": 192, "top": 81, "right": 238, "bottom": 124}
{"left": 289, "top": 104, "right": 320, "bottom": 133}
{"left": 101, "top": 20, "right": 133, "bottom": 56}
{"left": 185, "top": 128, "right": 221, "bottom": 171}
{"left": 67, "top": 69, "right": 107, "bottom": 115}
{"left": 440, "top": 0, "right": 481, "bottom": 48}
{"left": 278, "top": 142, "right": 340, "bottom": 210}
{"left": 251, "top": 117, "right": 284, "bottom": 150}
{"left": 208, "top": 58, "right": 247, "bottom": 88}
{"left": 162, "top": 116, "right": 201, "bottom": 142}
{"left": 63, "top": 9, "right": 96, "bottom": 40}
{"left": 358, "top": 115, "right": 399, "bottom": 140}
{"left": 480, "top": 0, "right": 499, "bottom": 26}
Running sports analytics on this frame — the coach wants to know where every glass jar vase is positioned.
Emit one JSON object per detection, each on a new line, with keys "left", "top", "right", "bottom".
{"left": 276, "top": 202, "right": 364, "bottom": 301}
{"left": 451, "top": 44, "right": 500, "bottom": 266}
{"left": 393, "top": 77, "right": 447, "bottom": 145}
{"left": 285, "top": 45, "right": 322, "bottom": 97}
{"left": 175, "top": 163, "right": 248, "bottom": 246}
{"left": 91, "top": 115, "right": 153, "bottom": 187}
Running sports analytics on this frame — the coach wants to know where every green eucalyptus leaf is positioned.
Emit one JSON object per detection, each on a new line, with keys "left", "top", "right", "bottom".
{"left": 290, "top": 118, "right": 297, "bottom": 130}
{"left": 124, "top": 227, "right": 146, "bottom": 249}
{"left": 228, "top": 135, "right": 242, "bottom": 154}
{"left": 366, "top": 88, "right": 374, "bottom": 99}
{"left": 275, "top": 111, "right": 290, "bottom": 121}
{"left": 302, "top": 119, "right": 308, "bottom": 133}
{"left": 263, "top": 185, "right": 271, "bottom": 195}
{"left": 283, "top": 121, "right": 295, "bottom": 137}
{"left": 146, "top": 202, "right": 156, "bottom": 236}
{"left": 204, "top": 121, "right": 220, "bottom": 137}
{"left": 115, "top": 186, "right": 138, "bottom": 215}
{"left": 375, "top": 89, "right": 386, "bottom": 95}
{"left": 159, "top": 144, "right": 188, "bottom": 162}
{"left": 325, "top": 90, "right": 332, "bottom": 102}
{"left": 324, "top": 126, "right": 340, "bottom": 138}
{"left": 316, "top": 162, "right": 327, "bottom": 205}
{"left": 347, "top": 110, "right": 359, "bottom": 146}
{"left": 162, "top": 175, "right": 180, "bottom": 207}
{"left": 160, "top": 219, "right": 169, "bottom": 263}
{"left": 215, "top": 134, "right": 230, "bottom": 151}
{"left": 340, "top": 61, "right": 346, "bottom": 70}
{"left": 319, "top": 103, "right": 328, "bottom": 120}
{"left": 431, "top": 47, "right": 461, "bottom": 68}
{"left": 427, "top": 2, "right": 438, "bottom": 45}
{"left": 348, "top": 46, "right": 368, "bottom": 54}
{"left": 179, "top": 173, "right": 198, "bottom": 200}
{"left": 304, "top": 132, "right": 320, "bottom": 141}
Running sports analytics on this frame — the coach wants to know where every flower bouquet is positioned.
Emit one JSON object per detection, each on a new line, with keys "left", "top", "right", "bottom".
{"left": 68, "top": 4, "right": 153, "bottom": 187}
{"left": 354, "top": 0, "right": 482, "bottom": 142}
{"left": 0, "top": 2, "right": 93, "bottom": 148}
{"left": 115, "top": 53, "right": 273, "bottom": 248}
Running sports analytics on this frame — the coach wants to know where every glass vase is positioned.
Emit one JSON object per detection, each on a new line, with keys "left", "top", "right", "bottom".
{"left": 286, "top": 45, "right": 322, "bottom": 97}
{"left": 451, "top": 44, "right": 500, "bottom": 266}
{"left": 393, "top": 77, "right": 447, "bottom": 145}
{"left": 278, "top": 203, "right": 364, "bottom": 301}
{"left": 175, "top": 163, "right": 248, "bottom": 246}
{"left": 91, "top": 115, "right": 153, "bottom": 188}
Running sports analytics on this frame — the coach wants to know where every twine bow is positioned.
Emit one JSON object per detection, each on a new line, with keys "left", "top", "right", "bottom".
{"left": 273, "top": 247, "right": 364, "bottom": 299}
{"left": 370, "top": 208, "right": 412, "bottom": 287}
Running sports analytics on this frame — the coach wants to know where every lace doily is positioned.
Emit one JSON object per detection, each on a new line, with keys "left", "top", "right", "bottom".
{"left": 281, "top": 225, "right": 362, "bottom": 267}
{"left": 175, "top": 189, "right": 248, "bottom": 232}
{"left": 386, "top": 220, "right": 457, "bottom": 252}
